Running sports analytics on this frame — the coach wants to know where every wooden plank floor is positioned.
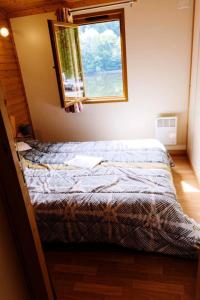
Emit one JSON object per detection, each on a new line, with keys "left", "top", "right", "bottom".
{"left": 172, "top": 155, "right": 200, "bottom": 223}
{"left": 45, "top": 155, "right": 200, "bottom": 300}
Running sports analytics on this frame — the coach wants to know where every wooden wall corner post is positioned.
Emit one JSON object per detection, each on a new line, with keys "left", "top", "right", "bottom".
{"left": 196, "top": 250, "right": 200, "bottom": 300}
{"left": 0, "top": 87, "right": 56, "bottom": 300}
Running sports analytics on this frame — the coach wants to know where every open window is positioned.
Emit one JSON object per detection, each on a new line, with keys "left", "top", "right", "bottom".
{"left": 48, "top": 9, "right": 128, "bottom": 108}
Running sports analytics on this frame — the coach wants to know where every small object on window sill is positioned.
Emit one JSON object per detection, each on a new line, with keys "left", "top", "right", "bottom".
{"left": 64, "top": 97, "right": 87, "bottom": 108}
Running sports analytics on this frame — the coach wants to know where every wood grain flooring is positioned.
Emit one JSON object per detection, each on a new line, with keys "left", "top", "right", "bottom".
{"left": 172, "top": 155, "right": 200, "bottom": 223}
{"left": 45, "top": 155, "right": 200, "bottom": 300}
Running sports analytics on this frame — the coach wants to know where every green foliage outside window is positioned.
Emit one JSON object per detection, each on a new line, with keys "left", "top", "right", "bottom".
{"left": 79, "top": 21, "right": 122, "bottom": 75}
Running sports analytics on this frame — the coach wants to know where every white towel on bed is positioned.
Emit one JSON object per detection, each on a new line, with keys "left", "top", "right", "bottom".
{"left": 66, "top": 155, "right": 103, "bottom": 169}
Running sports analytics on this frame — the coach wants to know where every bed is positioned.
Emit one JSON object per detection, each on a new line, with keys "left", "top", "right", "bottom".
{"left": 19, "top": 138, "right": 200, "bottom": 257}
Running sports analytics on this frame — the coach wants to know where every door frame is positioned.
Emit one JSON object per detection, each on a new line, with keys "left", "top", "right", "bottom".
{"left": 0, "top": 88, "right": 56, "bottom": 300}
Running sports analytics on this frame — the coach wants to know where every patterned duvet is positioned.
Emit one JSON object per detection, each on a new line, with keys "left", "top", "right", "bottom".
{"left": 21, "top": 139, "right": 200, "bottom": 257}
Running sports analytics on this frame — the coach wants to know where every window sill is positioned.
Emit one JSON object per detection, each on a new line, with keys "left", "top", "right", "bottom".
{"left": 64, "top": 97, "right": 128, "bottom": 108}
{"left": 84, "top": 96, "right": 128, "bottom": 104}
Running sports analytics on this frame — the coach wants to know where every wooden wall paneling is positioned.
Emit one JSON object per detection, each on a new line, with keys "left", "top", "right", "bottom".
{"left": 8, "top": 18, "right": 33, "bottom": 129}
{"left": 0, "top": 8, "right": 6, "bottom": 19}
{"left": 0, "top": 15, "right": 32, "bottom": 131}
{"left": 0, "top": 0, "right": 65, "bottom": 14}
{"left": 6, "top": 2, "right": 64, "bottom": 19}
{"left": 9, "top": 114, "right": 16, "bottom": 137}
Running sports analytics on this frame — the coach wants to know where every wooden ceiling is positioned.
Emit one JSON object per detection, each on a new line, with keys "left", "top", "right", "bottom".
{"left": 0, "top": 0, "right": 124, "bottom": 18}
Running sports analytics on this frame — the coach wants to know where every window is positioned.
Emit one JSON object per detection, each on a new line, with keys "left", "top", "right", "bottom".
{"left": 48, "top": 9, "right": 128, "bottom": 107}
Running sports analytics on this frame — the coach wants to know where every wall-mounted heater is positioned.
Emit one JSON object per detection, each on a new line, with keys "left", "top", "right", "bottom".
{"left": 155, "top": 116, "right": 177, "bottom": 145}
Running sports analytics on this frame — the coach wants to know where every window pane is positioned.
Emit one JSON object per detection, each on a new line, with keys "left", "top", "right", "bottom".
{"left": 55, "top": 25, "right": 85, "bottom": 98}
{"left": 78, "top": 21, "right": 123, "bottom": 98}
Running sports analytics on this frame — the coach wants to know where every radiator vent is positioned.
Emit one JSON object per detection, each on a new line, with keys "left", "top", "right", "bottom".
{"left": 155, "top": 117, "right": 177, "bottom": 145}
{"left": 157, "top": 118, "right": 176, "bottom": 128}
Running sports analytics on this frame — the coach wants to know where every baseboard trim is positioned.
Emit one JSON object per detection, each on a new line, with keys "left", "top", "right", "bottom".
{"left": 166, "top": 145, "right": 187, "bottom": 155}
{"left": 168, "top": 149, "right": 187, "bottom": 156}
{"left": 166, "top": 145, "right": 187, "bottom": 151}
{"left": 187, "top": 153, "right": 200, "bottom": 184}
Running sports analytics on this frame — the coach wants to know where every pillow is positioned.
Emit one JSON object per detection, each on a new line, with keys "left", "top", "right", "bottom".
{"left": 16, "top": 142, "right": 32, "bottom": 152}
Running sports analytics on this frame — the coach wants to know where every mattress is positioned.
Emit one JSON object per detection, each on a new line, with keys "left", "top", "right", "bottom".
{"left": 20, "top": 139, "right": 200, "bottom": 257}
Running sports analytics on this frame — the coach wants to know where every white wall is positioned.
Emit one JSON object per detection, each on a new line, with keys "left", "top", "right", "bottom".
{"left": 187, "top": 0, "right": 200, "bottom": 180}
{"left": 11, "top": 0, "right": 193, "bottom": 148}
{"left": 0, "top": 197, "right": 30, "bottom": 300}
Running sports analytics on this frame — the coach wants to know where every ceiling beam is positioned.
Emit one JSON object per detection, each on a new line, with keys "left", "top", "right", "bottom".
{"left": 8, "top": 1, "right": 65, "bottom": 19}
{"left": 6, "top": 0, "right": 126, "bottom": 19}
{"left": 0, "top": 8, "right": 7, "bottom": 19}
{"left": 66, "top": 0, "right": 129, "bottom": 9}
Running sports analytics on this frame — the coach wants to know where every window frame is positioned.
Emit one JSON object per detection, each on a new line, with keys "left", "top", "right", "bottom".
{"left": 48, "top": 9, "right": 128, "bottom": 107}
{"left": 74, "top": 9, "right": 128, "bottom": 104}
{"left": 48, "top": 20, "right": 86, "bottom": 108}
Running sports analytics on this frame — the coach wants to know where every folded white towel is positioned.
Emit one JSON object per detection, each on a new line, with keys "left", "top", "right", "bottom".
{"left": 66, "top": 155, "right": 103, "bottom": 169}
